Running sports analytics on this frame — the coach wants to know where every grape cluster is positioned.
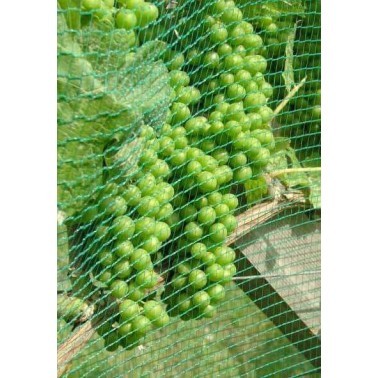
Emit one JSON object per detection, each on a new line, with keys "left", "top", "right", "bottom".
{"left": 241, "top": 0, "right": 321, "bottom": 162}
{"left": 62, "top": 0, "right": 291, "bottom": 350}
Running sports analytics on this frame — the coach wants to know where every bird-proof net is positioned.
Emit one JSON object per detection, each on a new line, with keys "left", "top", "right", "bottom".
{"left": 57, "top": 0, "right": 321, "bottom": 376}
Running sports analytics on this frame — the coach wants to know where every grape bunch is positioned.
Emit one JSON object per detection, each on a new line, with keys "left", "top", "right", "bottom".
{"left": 60, "top": 0, "right": 301, "bottom": 351}
{"left": 239, "top": 0, "right": 321, "bottom": 163}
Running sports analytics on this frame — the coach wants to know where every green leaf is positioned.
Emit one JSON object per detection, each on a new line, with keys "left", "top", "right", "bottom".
{"left": 58, "top": 0, "right": 81, "bottom": 30}
{"left": 58, "top": 222, "right": 72, "bottom": 292}
{"left": 57, "top": 14, "right": 173, "bottom": 217}
{"left": 282, "top": 22, "right": 297, "bottom": 94}
{"left": 308, "top": 171, "right": 321, "bottom": 209}
{"left": 104, "top": 137, "right": 145, "bottom": 185}
{"left": 283, "top": 147, "right": 310, "bottom": 188}
{"left": 261, "top": 1, "right": 306, "bottom": 17}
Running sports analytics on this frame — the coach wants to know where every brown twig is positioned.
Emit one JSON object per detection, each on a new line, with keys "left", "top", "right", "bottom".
{"left": 273, "top": 76, "right": 307, "bottom": 117}
{"left": 57, "top": 317, "right": 97, "bottom": 377}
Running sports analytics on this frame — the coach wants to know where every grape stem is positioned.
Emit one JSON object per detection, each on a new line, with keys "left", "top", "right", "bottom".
{"left": 273, "top": 76, "right": 307, "bottom": 117}
{"left": 270, "top": 167, "right": 321, "bottom": 177}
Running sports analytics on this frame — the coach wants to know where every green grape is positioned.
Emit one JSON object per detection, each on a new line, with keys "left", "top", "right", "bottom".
{"left": 137, "top": 196, "right": 160, "bottom": 217}
{"left": 171, "top": 102, "right": 191, "bottom": 125}
{"left": 258, "top": 106, "right": 274, "bottom": 124}
{"left": 210, "top": 23, "right": 228, "bottom": 44}
{"left": 100, "top": 196, "right": 127, "bottom": 218}
{"left": 118, "top": 322, "right": 132, "bottom": 338}
{"left": 192, "top": 291, "right": 211, "bottom": 309}
{"left": 205, "top": 263, "right": 225, "bottom": 282}
{"left": 127, "top": 282, "right": 146, "bottom": 302}
{"left": 197, "top": 206, "right": 217, "bottom": 227}
{"left": 130, "top": 248, "right": 152, "bottom": 271}
{"left": 250, "top": 129, "right": 275, "bottom": 149}
{"left": 260, "top": 81, "right": 273, "bottom": 98}
{"left": 209, "top": 223, "right": 228, "bottom": 243}
{"left": 211, "top": 148, "right": 229, "bottom": 165}
{"left": 171, "top": 274, "right": 187, "bottom": 290}
{"left": 185, "top": 222, "right": 204, "bottom": 242}
{"left": 188, "top": 269, "right": 207, "bottom": 289}
{"left": 110, "top": 280, "right": 128, "bottom": 299}
{"left": 98, "top": 249, "right": 114, "bottom": 267}
{"left": 224, "top": 263, "right": 237, "bottom": 277}
{"left": 245, "top": 138, "right": 262, "bottom": 159}
{"left": 207, "top": 284, "right": 226, "bottom": 304}
{"left": 173, "top": 136, "right": 189, "bottom": 150}
{"left": 190, "top": 243, "right": 207, "bottom": 260}
{"left": 167, "top": 52, "right": 185, "bottom": 71}
{"left": 208, "top": 120, "right": 225, "bottom": 136}
{"left": 134, "top": 3, "right": 159, "bottom": 27}
{"left": 229, "top": 152, "right": 248, "bottom": 168}
{"left": 248, "top": 112, "right": 263, "bottom": 130}
{"left": 140, "top": 236, "right": 161, "bottom": 254}
{"left": 177, "top": 262, "right": 191, "bottom": 275}
{"left": 137, "top": 173, "right": 156, "bottom": 196}
{"left": 177, "top": 293, "right": 192, "bottom": 313}
{"left": 185, "top": 116, "right": 208, "bottom": 136}
{"left": 220, "top": 214, "right": 237, "bottom": 233}
{"left": 131, "top": 315, "right": 152, "bottom": 335}
{"left": 119, "top": 0, "right": 144, "bottom": 8}
{"left": 213, "top": 246, "right": 236, "bottom": 265}
{"left": 176, "top": 86, "right": 201, "bottom": 105}
{"left": 221, "top": 6, "right": 243, "bottom": 24}
{"left": 152, "top": 311, "right": 170, "bottom": 327}
{"left": 180, "top": 204, "right": 197, "bottom": 223}
{"left": 234, "top": 69, "right": 251, "bottom": 84}
{"left": 187, "top": 160, "right": 202, "bottom": 176}
{"left": 134, "top": 217, "right": 156, "bottom": 239}
{"left": 115, "top": 9, "right": 137, "bottom": 30}
{"left": 135, "top": 270, "right": 159, "bottom": 289}
{"left": 150, "top": 159, "right": 171, "bottom": 178}
{"left": 82, "top": 0, "right": 101, "bottom": 11}
{"left": 227, "top": 83, "right": 246, "bottom": 101}
{"left": 234, "top": 45, "right": 247, "bottom": 58}
{"left": 201, "top": 304, "right": 216, "bottom": 318}
{"left": 234, "top": 166, "right": 253, "bottom": 183}
{"left": 156, "top": 203, "right": 174, "bottom": 221}
{"left": 199, "top": 140, "right": 216, "bottom": 154}
{"left": 159, "top": 137, "right": 175, "bottom": 157}
{"left": 244, "top": 55, "right": 267, "bottom": 75}
{"left": 113, "top": 260, "right": 132, "bottom": 279}
{"left": 197, "top": 155, "right": 219, "bottom": 172}
{"left": 143, "top": 300, "right": 164, "bottom": 323}
{"left": 207, "top": 192, "right": 223, "bottom": 206}
{"left": 192, "top": 196, "right": 209, "bottom": 210}
{"left": 154, "top": 221, "right": 171, "bottom": 242}
{"left": 244, "top": 92, "right": 266, "bottom": 111}
{"left": 214, "top": 203, "right": 230, "bottom": 218}
{"left": 111, "top": 215, "right": 135, "bottom": 241}
{"left": 243, "top": 34, "right": 263, "bottom": 50}
{"left": 152, "top": 182, "right": 175, "bottom": 204}
{"left": 98, "top": 270, "right": 113, "bottom": 285}
{"left": 169, "top": 70, "right": 190, "bottom": 89}
{"left": 140, "top": 149, "right": 158, "bottom": 167}
{"left": 222, "top": 193, "right": 238, "bottom": 210}
{"left": 202, "top": 251, "right": 217, "bottom": 266}
{"left": 253, "top": 147, "right": 270, "bottom": 167}
{"left": 196, "top": 171, "right": 218, "bottom": 193}
{"left": 119, "top": 299, "right": 140, "bottom": 321}
{"left": 224, "top": 54, "right": 244, "bottom": 73}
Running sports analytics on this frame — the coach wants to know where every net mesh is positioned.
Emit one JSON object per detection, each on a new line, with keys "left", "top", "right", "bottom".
{"left": 58, "top": 0, "right": 320, "bottom": 376}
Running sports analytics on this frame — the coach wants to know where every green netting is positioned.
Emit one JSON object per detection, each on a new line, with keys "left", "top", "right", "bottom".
{"left": 58, "top": 0, "right": 321, "bottom": 376}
